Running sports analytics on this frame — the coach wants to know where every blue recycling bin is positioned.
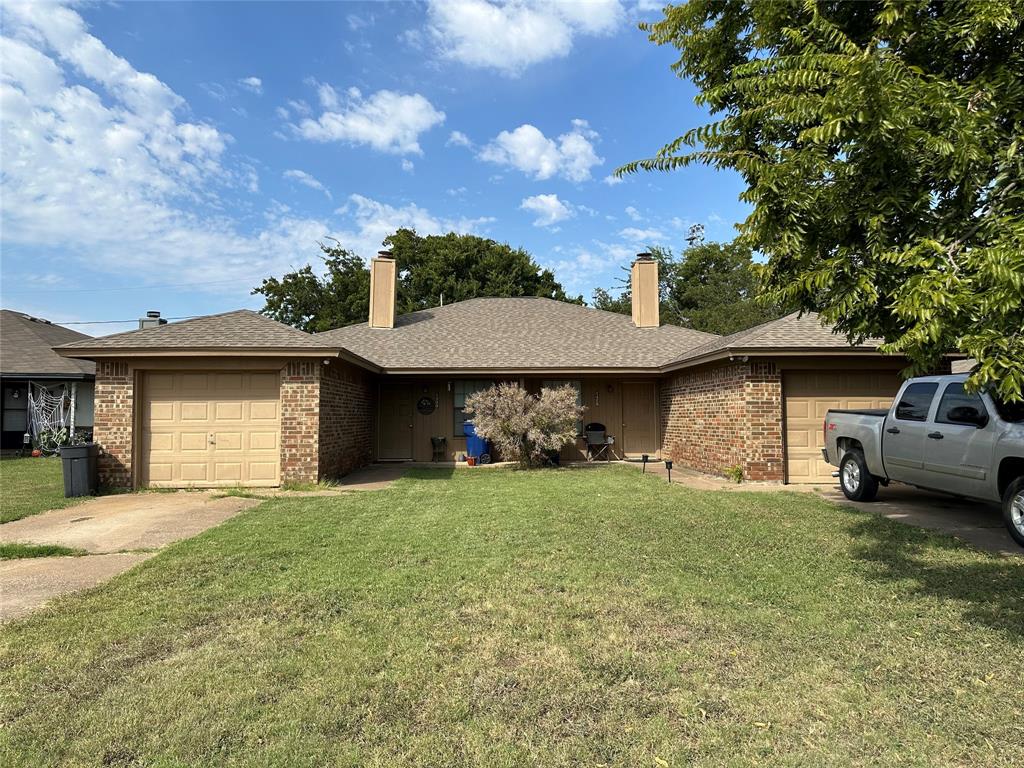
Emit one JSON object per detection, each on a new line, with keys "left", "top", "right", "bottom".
{"left": 463, "top": 422, "right": 491, "bottom": 463}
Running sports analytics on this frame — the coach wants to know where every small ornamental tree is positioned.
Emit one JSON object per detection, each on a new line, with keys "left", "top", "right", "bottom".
{"left": 465, "top": 384, "right": 585, "bottom": 467}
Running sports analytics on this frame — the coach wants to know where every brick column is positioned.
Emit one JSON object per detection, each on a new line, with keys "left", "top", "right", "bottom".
{"left": 280, "top": 360, "right": 320, "bottom": 484}
{"left": 742, "top": 362, "right": 784, "bottom": 481}
{"left": 94, "top": 360, "right": 134, "bottom": 489}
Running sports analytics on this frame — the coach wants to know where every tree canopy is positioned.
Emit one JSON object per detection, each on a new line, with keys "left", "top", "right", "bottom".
{"left": 592, "top": 240, "right": 787, "bottom": 335}
{"left": 253, "top": 230, "right": 580, "bottom": 332}
{"left": 620, "top": 0, "right": 1024, "bottom": 400}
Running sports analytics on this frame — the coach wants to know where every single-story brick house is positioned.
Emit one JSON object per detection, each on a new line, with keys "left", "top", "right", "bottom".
{"left": 1, "top": 309, "right": 96, "bottom": 449}
{"left": 57, "top": 253, "right": 932, "bottom": 489}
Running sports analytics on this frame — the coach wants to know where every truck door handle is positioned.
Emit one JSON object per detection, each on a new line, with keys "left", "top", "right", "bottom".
{"left": 927, "top": 431, "right": 944, "bottom": 440}
{"left": 886, "top": 427, "right": 900, "bottom": 434}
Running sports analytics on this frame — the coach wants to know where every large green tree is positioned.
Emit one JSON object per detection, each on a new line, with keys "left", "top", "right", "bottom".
{"left": 254, "top": 230, "right": 580, "bottom": 332}
{"left": 620, "top": 0, "right": 1024, "bottom": 400}
{"left": 592, "top": 241, "right": 787, "bottom": 334}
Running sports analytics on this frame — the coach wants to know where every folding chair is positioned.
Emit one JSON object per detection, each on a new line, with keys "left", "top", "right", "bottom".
{"left": 585, "top": 422, "right": 614, "bottom": 462}
{"left": 430, "top": 436, "right": 447, "bottom": 462}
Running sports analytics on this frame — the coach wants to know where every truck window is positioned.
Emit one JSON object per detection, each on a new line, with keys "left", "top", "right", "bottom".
{"left": 935, "top": 382, "right": 988, "bottom": 425}
{"left": 894, "top": 382, "right": 938, "bottom": 421}
{"left": 991, "top": 391, "right": 1024, "bottom": 423}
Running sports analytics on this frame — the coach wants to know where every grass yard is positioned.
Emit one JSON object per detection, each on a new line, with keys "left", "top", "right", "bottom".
{"left": 1, "top": 466, "right": 1021, "bottom": 766}
{"left": 0, "top": 543, "right": 85, "bottom": 560}
{"left": 0, "top": 456, "right": 86, "bottom": 524}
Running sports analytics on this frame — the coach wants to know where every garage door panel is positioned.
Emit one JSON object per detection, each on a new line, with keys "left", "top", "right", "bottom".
{"left": 249, "top": 402, "right": 278, "bottom": 420}
{"left": 785, "top": 371, "right": 901, "bottom": 484}
{"left": 214, "top": 401, "right": 244, "bottom": 421}
{"left": 250, "top": 431, "right": 278, "bottom": 450}
{"left": 179, "top": 432, "right": 208, "bottom": 451}
{"left": 141, "top": 371, "right": 280, "bottom": 488}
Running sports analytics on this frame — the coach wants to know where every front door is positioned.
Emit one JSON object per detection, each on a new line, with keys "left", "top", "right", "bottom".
{"left": 378, "top": 381, "right": 413, "bottom": 460}
{"left": 920, "top": 381, "right": 993, "bottom": 496}
{"left": 884, "top": 381, "right": 939, "bottom": 485}
{"left": 621, "top": 382, "right": 658, "bottom": 456}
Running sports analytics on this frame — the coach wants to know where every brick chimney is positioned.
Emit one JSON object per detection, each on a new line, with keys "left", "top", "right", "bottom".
{"left": 630, "top": 253, "right": 659, "bottom": 328}
{"left": 138, "top": 310, "right": 167, "bottom": 330}
{"left": 369, "top": 250, "right": 396, "bottom": 329}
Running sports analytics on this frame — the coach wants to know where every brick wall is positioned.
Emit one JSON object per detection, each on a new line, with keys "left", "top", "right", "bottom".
{"left": 318, "top": 360, "right": 375, "bottom": 479}
{"left": 93, "top": 360, "right": 133, "bottom": 489}
{"left": 660, "top": 361, "right": 784, "bottom": 482}
{"left": 280, "top": 360, "right": 321, "bottom": 484}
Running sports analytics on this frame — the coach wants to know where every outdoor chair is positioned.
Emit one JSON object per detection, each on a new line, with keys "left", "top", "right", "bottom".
{"left": 584, "top": 422, "right": 614, "bottom": 462}
{"left": 430, "top": 436, "right": 447, "bottom": 462}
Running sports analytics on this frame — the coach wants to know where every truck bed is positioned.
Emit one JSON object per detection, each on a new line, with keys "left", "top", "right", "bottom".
{"left": 827, "top": 408, "right": 889, "bottom": 417}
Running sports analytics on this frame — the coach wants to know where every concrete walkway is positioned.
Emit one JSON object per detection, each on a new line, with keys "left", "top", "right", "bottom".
{"left": 627, "top": 461, "right": 1021, "bottom": 557}
{"left": 1, "top": 492, "right": 259, "bottom": 622}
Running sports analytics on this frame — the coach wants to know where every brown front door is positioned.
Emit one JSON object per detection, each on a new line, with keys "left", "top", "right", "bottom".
{"left": 621, "top": 382, "right": 658, "bottom": 456}
{"left": 378, "top": 381, "right": 413, "bottom": 460}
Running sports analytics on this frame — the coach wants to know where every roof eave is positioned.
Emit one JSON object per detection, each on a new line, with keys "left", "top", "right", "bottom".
{"left": 659, "top": 345, "right": 889, "bottom": 373}
{"left": 0, "top": 371, "right": 95, "bottom": 380}
{"left": 55, "top": 346, "right": 345, "bottom": 360}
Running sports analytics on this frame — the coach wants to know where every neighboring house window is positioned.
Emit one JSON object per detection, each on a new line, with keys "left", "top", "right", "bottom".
{"left": 541, "top": 379, "right": 583, "bottom": 435}
{"left": 454, "top": 380, "right": 493, "bottom": 436}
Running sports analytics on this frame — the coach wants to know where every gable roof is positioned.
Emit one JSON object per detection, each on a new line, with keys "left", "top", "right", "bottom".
{"left": 57, "top": 310, "right": 339, "bottom": 357}
{"left": 665, "top": 311, "right": 883, "bottom": 369}
{"left": 317, "top": 297, "right": 719, "bottom": 372}
{"left": 0, "top": 310, "right": 95, "bottom": 378}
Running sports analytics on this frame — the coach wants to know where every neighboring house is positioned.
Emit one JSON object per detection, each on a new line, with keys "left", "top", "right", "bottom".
{"left": 57, "top": 254, "right": 941, "bottom": 489}
{"left": 0, "top": 309, "right": 96, "bottom": 450}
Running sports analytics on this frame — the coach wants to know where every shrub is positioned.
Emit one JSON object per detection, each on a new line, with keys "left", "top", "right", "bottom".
{"left": 465, "top": 383, "right": 585, "bottom": 468}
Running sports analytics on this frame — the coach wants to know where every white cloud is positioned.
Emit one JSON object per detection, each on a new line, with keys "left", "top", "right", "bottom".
{"left": 447, "top": 129, "right": 473, "bottom": 148}
{"left": 520, "top": 194, "right": 574, "bottom": 228}
{"left": 283, "top": 169, "right": 332, "bottom": 199}
{"left": 544, "top": 247, "right": 617, "bottom": 294}
{"left": 238, "top": 76, "right": 262, "bottom": 94}
{"left": 624, "top": 205, "right": 643, "bottom": 221}
{"left": 401, "top": 159, "right": 415, "bottom": 173}
{"left": 422, "top": 0, "right": 624, "bottom": 76}
{"left": 619, "top": 226, "right": 665, "bottom": 242}
{"left": 293, "top": 85, "right": 445, "bottom": 155}
{"left": 603, "top": 173, "right": 624, "bottom": 186}
{"left": 0, "top": 4, "right": 343, "bottom": 288}
{"left": 479, "top": 119, "right": 602, "bottom": 182}
{"left": 334, "top": 194, "right": 495, "bottom": 259}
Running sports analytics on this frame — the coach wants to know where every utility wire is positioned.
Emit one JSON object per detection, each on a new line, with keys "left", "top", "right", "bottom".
{"left": 58, "top": 317, "right": 199, "bottom": 325}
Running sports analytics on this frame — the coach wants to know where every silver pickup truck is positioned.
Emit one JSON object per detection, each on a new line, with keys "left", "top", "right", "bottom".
{"left": 822, "top": 374, "right": 1024, "bottom": 547}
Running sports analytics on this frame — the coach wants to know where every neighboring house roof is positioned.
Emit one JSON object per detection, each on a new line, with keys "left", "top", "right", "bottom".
{"left": 0, "top": 309, "right": 95, "bottom": 378}
{"left": 317, "top": 297, "right": 719, "bottom": 372}
{"left": 57, "top": 310, "right": 340, "bottom": 358}
{"left": 665, "top": 311, "right": 883, "bottom": 370}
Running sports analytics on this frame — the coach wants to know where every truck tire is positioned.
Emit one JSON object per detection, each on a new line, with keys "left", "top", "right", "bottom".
{"left": 839, "top": 450, "right": 879, "bottom": 502}
{"left": 1002, "top": 477, "right": 1024, "bottom": 548}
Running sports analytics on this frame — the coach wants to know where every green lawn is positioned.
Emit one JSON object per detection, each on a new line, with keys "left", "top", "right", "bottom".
{"left": 0, "top": 543, "right": 85, "bottom": 560}
{"left": 0, "top": 456, "right": 86, "bottom": 524}
{"left": 1, "top": 467, "right": 1021, "bottom": 766}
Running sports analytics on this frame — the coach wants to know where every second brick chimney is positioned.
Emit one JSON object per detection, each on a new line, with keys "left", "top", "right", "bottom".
{"left": 369, "top": 250, "right": 397, "bottom": 329}
{"left": 630, "top": 253, "right": 659, "bottom": 328}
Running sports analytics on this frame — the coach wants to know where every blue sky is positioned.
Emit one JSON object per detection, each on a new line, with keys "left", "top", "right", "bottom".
{"left": 1, "top": 0, "right": 749, "bottom": 335}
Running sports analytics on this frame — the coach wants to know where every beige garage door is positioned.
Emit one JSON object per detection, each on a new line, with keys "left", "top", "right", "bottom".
{"left": 784, "top": 370, "right": 901, "bottom": 484}
{"left": 140, "top": 371, "right": 281, "bottom": 488}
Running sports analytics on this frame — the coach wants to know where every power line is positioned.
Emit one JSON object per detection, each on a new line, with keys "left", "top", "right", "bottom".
{"left": 57, "top": 315, "right": 200, "bottom": 326}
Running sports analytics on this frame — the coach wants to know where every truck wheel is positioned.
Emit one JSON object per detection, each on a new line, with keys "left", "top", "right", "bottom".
{"left": 1002, "top": 478, "right": 1024, "bottom": 548}
{"left": 839, "top": 450, "right": 878, "bottom": 502}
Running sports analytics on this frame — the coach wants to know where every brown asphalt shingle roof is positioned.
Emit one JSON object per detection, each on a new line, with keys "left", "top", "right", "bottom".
{"left": 317, "top": 297, "right": 719, "bottom": 370}
{"left": 58, "top": 310, "right": 332, "bottom": 352}
{"left": 0, "top": 310, "right": 95, "bottom": 377}
{"left": 667, "top": 311, "right": 880, "bottom": 367}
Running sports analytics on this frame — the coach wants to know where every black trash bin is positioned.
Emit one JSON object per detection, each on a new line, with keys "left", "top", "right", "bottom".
{"left": 60, "top": 443, "right": 98, "bottom": 497}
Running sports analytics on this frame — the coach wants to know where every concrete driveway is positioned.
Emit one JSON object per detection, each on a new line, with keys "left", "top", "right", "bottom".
{"left": 820, "top": 483, "right": 1021, "bottom": 557}
{"left": 1, "top": 492, "right": 259, "bottom": 622}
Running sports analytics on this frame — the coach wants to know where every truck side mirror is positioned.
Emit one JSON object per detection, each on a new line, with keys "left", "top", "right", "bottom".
{"left": 947, "top": 405, "right": 988, "bottom": 428}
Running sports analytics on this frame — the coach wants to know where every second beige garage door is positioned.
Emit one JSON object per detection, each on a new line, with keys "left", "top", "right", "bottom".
{"left": 784, "top": 370, "right": 901, "bottom": 484}
{"left": 140, "top": 371, "right": 281, "bottom": 488}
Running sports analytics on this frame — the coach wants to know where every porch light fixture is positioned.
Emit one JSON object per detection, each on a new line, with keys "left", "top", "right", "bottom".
{"left": 664, "top": 459, "right": 673, "bottom": 484}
